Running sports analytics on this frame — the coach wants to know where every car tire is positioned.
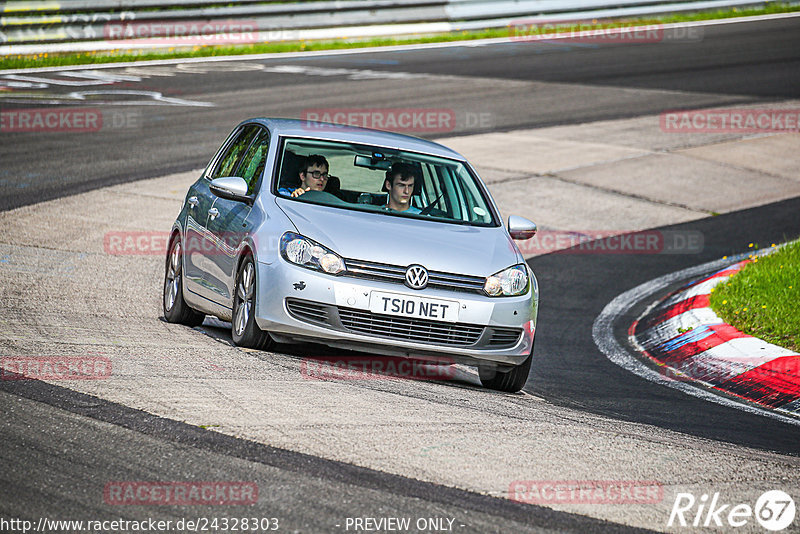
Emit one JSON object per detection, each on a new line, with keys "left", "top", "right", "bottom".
{"left": 479, "top": 344, "right": 533, "bottom": 393}
{"left": 163, "top": 235, "right": 205, "bottom": 327}
{"left": 232, "top": 255, "right": 274, "bottom": 350}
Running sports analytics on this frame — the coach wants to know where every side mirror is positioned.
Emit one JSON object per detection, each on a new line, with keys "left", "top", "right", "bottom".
{"left": 210, "top": 176, "right": 251, "bottom": 204}
{"left": 508, "top": 215, "right": 537, "bottom": 240}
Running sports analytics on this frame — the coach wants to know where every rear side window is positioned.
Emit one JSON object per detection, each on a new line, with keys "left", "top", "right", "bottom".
{"left": 210, "top": 125, "right": 259, "bottom": 180}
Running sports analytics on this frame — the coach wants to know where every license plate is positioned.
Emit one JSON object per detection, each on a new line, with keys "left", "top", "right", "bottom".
{"left": 369, "top": 291, "right": 459, "bottom": 323}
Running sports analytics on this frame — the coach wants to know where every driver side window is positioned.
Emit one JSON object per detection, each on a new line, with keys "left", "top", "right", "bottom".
{"left": 211, "top": 125, "right": 259, "bottom": 180}
{"left": 237, "top": 128, "right": 270, "bottom": 195}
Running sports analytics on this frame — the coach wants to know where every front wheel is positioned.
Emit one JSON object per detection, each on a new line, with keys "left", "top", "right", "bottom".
{"left": 479, "top": 344, "right": 533, "bottom": 393}
{"left": 163, "top": 235, "right": 205, "bottom": 326}
{"left": 232, "top": 256, "right": 274, "bottom": 350}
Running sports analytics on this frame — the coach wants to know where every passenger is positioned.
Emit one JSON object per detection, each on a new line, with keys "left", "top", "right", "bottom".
{"left": 383, "top": 162, "right": 421, "bottom": 214}
{"left": 279, "top": 155, "right": 329, "bottom": 198}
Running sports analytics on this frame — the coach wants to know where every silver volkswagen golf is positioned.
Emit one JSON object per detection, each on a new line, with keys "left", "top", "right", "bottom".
{"left": 163, "top": 119, "right": 539, "bottom": 392}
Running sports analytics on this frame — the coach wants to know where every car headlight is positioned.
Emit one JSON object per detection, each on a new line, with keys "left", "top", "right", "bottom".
{"left": 484, "top": 264, "right": 529, "bottom": 297}
{"left": 280, "top": 232, "right": 345, "bottom": 275}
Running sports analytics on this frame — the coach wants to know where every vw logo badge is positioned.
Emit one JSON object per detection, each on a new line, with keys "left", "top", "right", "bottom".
{"left": 405, "top": 265, "right": 429, "bottom": 290}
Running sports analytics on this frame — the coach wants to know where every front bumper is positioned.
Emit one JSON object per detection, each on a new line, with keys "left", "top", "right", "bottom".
{"left": 254, "top": 259, "right": 537, "bottom": 367}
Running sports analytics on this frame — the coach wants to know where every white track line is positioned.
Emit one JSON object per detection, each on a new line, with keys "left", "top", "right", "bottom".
{"left": 592, "top": 252, "right": 800, "bottom": 427}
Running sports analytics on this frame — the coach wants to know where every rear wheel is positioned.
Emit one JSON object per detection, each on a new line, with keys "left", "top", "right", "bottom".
{"left": 163, "top": 235, "right": 205, "bottom": 326}
{"left": 479, "top": 344, "right": 533, "bottom": 393}
{"left": 232, "top": 256, "right": 274, "bottom": 350}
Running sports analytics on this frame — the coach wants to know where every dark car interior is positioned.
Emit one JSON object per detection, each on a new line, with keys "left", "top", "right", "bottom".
{"left": 273, "top": 140, "right": 495, "bottom": 226}
{"left": 278, "top": 150, "right": 376, "bottom": 204}
{"left": 277, "top": 150, "right": 343, "bottom": 199}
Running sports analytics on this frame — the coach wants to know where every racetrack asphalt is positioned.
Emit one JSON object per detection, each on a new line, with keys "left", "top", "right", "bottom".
{"left": 1, "top": 384, "right": 645, "bottom": 533}
{"left": 1, "top": 15, "right": 799, "bottom": 533}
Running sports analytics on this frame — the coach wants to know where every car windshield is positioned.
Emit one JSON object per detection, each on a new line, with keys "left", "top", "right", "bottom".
{"left": 273, "top": 137, "right": 498, "bottom": 227}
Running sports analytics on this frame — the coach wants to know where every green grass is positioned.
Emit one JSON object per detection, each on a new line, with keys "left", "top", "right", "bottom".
{"left": 709, "top": 240, "right": 800, "bottom": 351}
{"left": 2, "top": 3, "right": 800, "bottom": 70}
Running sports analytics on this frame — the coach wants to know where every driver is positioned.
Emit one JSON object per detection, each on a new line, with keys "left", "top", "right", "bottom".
{"left": 383, "top": 162, "right": 421, "bottom": 214}
{"left": 279, "top": 155, "right": 329, "bottom": 198}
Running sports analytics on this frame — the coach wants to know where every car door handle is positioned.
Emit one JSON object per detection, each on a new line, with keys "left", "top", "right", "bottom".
{"left": 208, "top": 207, "right": 219, "bottom": 220}
{"left": 187, "top": 196, "right": 199, "bottom": 208}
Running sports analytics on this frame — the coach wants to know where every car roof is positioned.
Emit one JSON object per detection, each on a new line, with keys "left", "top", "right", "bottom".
{"left": 245, "top": 118, "right": 467, "bottom": 161}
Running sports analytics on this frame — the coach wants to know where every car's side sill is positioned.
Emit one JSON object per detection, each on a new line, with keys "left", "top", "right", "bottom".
{"left": 184, "top": 287, "right": 233, "bottom": 322}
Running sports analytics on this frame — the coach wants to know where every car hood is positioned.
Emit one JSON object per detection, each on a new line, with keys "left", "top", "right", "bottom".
{"left": 275, "top": 198, "right": 522, "bottom": 276}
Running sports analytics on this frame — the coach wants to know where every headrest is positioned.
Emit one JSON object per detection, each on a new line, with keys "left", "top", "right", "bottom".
{"left": 324, "top": 175, "right": 341, "bottom": 195}
{"left": 278, "top": 151, "right": 304, "bottom": 189}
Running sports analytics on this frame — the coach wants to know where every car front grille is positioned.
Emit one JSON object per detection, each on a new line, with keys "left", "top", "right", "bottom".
{"left": 285, "top": 299, "right": 330, "bottom": 326}
{"left": 487, "top": 327, "right": 522, "bottom": 346}
{"left": 337, "top": 306, "right": 484, "bottom": 346}
{"left": 285, "top": 298, "right": 521, "bottom": 349}
{"left": 343, "top": 258, "right": 486, "bottom": 294}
